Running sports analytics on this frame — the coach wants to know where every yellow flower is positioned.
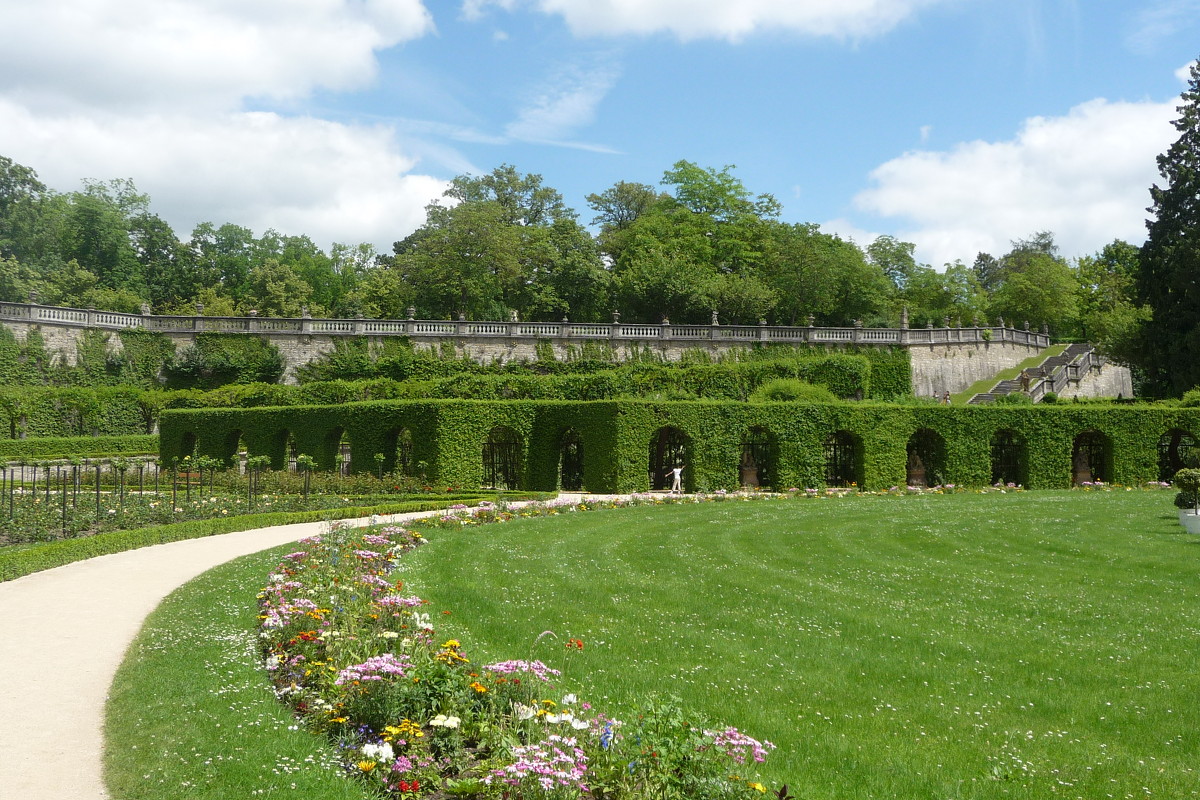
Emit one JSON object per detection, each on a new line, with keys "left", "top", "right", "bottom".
{"left": 331, "top": 716, "right": 348, "bottom": 723}
{"left": 748, "top": 782, "right": 766, "bottom": 793}
{"left": 358, "top": 761, "right": 377, "bottom": 772}
{"left": 469, "top": 681, "right": 488, "bottom": 693}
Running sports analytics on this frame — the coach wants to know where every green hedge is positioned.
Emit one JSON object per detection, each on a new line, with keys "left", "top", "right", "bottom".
{"left": 0, "top": 434, "right": 157, "bottom": 461}
{"left": 0, "top": 498, "right": 487, "bottom": 583}
{"left": 159, "top": 400, "right": 1200, "bottom": 494}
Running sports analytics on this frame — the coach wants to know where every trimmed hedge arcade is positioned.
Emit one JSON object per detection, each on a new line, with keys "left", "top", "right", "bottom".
{"left": 159, "top": 400, "right": 1200, "bottom": 493}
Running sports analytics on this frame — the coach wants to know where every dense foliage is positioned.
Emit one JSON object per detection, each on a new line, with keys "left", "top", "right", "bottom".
{"left": 0, "top": 346, "right": 911, "bottom": 438}
{"left": 1134, "top": 60, "right": 1200, "bottom": 396}
{"left": 159, "top": 398, "right": 1200, "bottom": 493}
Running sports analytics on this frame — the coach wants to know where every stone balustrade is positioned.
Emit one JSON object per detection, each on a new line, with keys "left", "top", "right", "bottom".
{"left": 0, "top": 300, "right": 1052, "bottom": 349}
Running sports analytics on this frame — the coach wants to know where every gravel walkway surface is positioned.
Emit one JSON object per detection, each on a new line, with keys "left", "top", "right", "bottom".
{"left": 0, "top": 498, "right": 599, "bottom": 800}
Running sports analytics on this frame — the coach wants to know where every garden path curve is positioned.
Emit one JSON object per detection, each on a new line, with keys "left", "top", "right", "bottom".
{"left": 0, "top": 494, "right": 613, "bottom": 800}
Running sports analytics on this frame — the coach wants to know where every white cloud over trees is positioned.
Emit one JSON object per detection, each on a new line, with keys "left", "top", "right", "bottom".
{"left": 852, "top": 98, "right": 1177, "bottom": 266}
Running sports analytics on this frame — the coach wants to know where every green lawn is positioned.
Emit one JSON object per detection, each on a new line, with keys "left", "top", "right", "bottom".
{"left": 105, "top": 545, "right": 367, "bottom": 800}
{"left": 394, "top": 491, "right": 1200, "bottom": 799}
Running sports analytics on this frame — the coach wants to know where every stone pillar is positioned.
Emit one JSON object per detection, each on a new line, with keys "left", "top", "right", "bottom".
{"left": 852, "top": 319, "right": 862, "bottom": 344}
{"left": 660, "top": 316, "right": 671, "bottom": 340}
{"left": 610, "top": 310, "right": 620, "bottom": 340}
{"left": 27, "top": 290, "right": 39, "bottom": 321}
{"left": 247, "top": 309, "right": 259, "bottom": 333}
{"left": 194, "top": 302, "right": 205, "bottom": 332}
{"left": 86, "top": 305, "right": 96, "bottom": 326}
{"left": 759, "top": 318, "right": 769, "bottom": 342}
{"left": 354, "top": 312, "right": 366, "bottom": 335}
{"left": 301, "top": 306, "right": 313, "bottom": 335}
{"left": 405, "top": 306, "right": 416, "bottom": 334}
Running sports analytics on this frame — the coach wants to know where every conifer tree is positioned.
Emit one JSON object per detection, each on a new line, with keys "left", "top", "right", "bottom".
{"left": 1136, "top": 58, "right": 1200, "bottom": 395}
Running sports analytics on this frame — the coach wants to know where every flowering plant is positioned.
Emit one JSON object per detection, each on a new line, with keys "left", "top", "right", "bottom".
{"left": 258, "top": 514, "right": 781, "bottom": 798}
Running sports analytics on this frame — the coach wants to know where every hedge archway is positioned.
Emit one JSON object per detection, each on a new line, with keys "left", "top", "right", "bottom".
{"left": 559, "top": 428, "right": 583, "bottom": 491}
{"left": 1072, "top": 430, "right": 1111, "bottom": 485}
{"left": 990, "top": 429, "right": 1026, "bottom": 487}
{"left": 907, "top": 428, "right": 947, "bottom": 488}
{"left": 824, "top": 430, "right": 863, "bottom": 488}
{"left": 483, "top": 426, "right": 523, "bottom": 489}
{"left": 649, "top": 426, "right": 690, "bottom": 491}
{"left": 740, "top": 427, "right": 778, "bottom": 489}
{"left": 1157, "top": 428, "right": 1198, "bottom": 481}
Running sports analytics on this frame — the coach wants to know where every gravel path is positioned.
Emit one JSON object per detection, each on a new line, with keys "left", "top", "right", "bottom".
{"left": 0, "top": 497, "right": 603, "bottom": 800}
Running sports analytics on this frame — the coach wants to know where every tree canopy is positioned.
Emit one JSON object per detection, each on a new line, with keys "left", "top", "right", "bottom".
{"left": 0, "top": 152, "right": 1147, "bottom": 354}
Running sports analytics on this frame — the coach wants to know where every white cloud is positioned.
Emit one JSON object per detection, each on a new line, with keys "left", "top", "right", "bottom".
{"left": 505, "top": 61, "right": 620, "bottom": 146}
{"left": 820, "top": 218, "right": 883, "bottom": 248}
{"left": 464, "top": 0, "right": 953, "bottom": 41}
{"left": 1128, "top": 0, "right": 1200, "bottom": 54}
{"left": 0, "top": 101, "right": 447, "bottom": 251}
{"left": 852, "top": 97, "right": 1177, "bottom": 266}
{"left": 0, "top": 0, "right": 448, "bottom": 252}
{"left": 0, "top": 0, "right": 435, "bottom": 113}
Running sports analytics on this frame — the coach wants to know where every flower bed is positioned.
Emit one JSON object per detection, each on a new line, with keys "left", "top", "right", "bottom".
{"left": 258, "top": 510, "right": 782, "bottom": 799}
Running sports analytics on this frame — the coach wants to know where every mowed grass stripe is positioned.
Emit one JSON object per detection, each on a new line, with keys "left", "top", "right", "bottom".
{"left": 398, "top": 492, "right": 1200, "bottom": 799}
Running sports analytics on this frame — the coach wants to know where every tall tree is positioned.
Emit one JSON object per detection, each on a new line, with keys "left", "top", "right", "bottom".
{"left": 867, "top": 235, "right": 920, "bottom": 291}
{"left": 1135, "top": 58, "right": 1200, "bottom": 395}
{"left": 1075, "top": 239, "right": 1147, "bottom": 363}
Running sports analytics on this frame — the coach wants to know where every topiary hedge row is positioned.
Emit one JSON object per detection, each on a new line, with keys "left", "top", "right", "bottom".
{"left": 0, "top": 434, "right": 157, "bottom": 462}
{"left": 159, "top": 400, "right": 1200, "bottom": 493}
{"left": 0, "top": 347, "right": 910, "bottom": 439}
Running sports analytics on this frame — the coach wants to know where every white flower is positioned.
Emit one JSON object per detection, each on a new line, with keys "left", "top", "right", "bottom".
{"left": 429, "top": 714, "right": 461, "bottom": 728}
{"left": 362, "top": 742, "right": 394, "bottom": 762}
{"left": 513, "top": 703, "right": 536, "bottom": 721}
{"left": 380, "top": 631, "right": 399, "bottom": 639}
{"left": 570, "top": 718, "right": 590, "bottom": 730}
{"left": 562, "top": 693, "right": 577, "bottom": 705}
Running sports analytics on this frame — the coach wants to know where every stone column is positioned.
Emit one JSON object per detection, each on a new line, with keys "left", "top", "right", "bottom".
{"left": 301, "top": 306, "right": 313, "bottom": 335}
{"left": 247, "top": 310, "right": 259, "bottom": 333}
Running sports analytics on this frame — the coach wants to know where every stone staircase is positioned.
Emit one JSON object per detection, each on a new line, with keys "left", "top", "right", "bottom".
{"left": 968, "top": 343, "right": 1100, "bottom": 404}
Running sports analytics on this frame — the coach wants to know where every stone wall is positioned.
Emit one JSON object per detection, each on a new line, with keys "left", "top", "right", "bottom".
{"left": 1058, "top": 362, "right": 1135, "bottom": 400}
{"left": 0, "top": 301, "right": 1057, "bottom": 392}
{"left": 909, "top": 341, "right": 1047, "bottom": 397}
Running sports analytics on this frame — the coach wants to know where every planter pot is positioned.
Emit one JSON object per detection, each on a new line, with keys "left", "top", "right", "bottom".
{"left": 1179, "top": 510, "right": 1200, "bottom": 534}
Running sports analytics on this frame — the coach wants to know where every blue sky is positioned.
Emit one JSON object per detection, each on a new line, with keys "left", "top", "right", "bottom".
{"left": 1, "top": 0, "right": 1197, "bottom": 267}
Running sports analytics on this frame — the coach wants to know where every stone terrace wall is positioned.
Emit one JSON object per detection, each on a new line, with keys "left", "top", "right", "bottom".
{"left": 0, "top": 301, "right": 1051, "bottom": 391}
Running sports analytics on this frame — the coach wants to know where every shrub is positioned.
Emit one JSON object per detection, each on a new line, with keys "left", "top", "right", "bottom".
{"left": 1174, "top": 468, "right": 1200, "bottom": 511}
{"left": 749, "top": 379, "right": 838, "bottom": 403}
{"left": 993, "top": 392, "right": 1034, "bottom": 405}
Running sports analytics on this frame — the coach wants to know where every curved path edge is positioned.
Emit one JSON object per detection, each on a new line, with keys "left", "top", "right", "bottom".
{"left": 0, "top": 495, "right": 604, "bottom": 800}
